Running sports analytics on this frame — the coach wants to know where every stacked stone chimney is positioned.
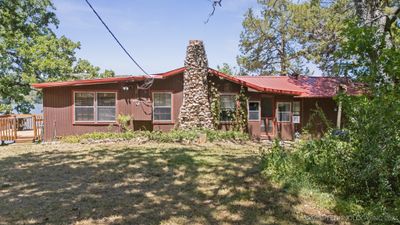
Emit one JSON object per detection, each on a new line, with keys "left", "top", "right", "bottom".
{"left": 178, "top": 40, "right": 213, "bottom": 129}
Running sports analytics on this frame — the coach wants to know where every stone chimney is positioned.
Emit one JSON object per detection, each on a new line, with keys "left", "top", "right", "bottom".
{"left": 178, "top": 40, "right": 213, "bottom": 129}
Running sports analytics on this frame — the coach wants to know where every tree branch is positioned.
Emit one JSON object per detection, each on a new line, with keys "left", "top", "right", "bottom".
{"left": 205, "top": 0, "right": 222, "bottom": 24}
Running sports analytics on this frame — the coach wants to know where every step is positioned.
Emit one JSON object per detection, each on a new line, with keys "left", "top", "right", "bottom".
{"left": 15, "top": 138, "right": 34, "bottom": 143}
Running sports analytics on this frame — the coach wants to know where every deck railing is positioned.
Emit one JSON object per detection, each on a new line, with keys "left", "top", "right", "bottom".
{"left": 0, "top": 116, "right": 17, "bottom": 141}
{"left": 33, "top": 114, "right": 44, "bottom": 141}
{"left": 0, "top": 114, "right": 44, "bottom": 143}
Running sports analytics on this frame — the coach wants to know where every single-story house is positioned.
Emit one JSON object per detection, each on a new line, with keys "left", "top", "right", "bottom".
{"left": 32, "top": 67, "right": 363, "bottom": 141}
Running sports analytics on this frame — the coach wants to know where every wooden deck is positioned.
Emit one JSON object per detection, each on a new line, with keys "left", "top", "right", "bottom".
{"left": 0, "top": 114, "right": 43, "bottom": 144}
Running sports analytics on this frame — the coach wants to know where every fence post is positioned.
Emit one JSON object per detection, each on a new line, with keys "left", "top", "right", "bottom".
{"left": 13, "top": 116, "right": 17, "bottom": 140}
{"left": 33, "top": 115, "right": 37, "bottom": 140}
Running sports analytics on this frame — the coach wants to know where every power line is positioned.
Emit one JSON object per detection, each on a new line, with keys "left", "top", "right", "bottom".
{"left": 84, "top": 0, "right": 150, "bottom": 77}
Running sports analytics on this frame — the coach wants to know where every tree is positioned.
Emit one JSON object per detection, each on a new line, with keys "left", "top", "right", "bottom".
{"left": 238, "top": 0, "right": 308, "bottom": 76}
{"left": 72, "top": 59, "right": 114, "bottom": 79}
{"left": 353, "top": 0, "right": 400, "bottom": 48}
{"left": 216, "top": 63, "right": 239, "bottom": 75}
{"left": 0, "top": 0, "right": 114, "bottom": 113}
{"left": 291, "top": 0, "right": 353, "bottom": 75}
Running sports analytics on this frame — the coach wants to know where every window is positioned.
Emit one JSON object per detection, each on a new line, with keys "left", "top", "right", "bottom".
{"left": 292, "top": 102, "right": 300, "bottom": 116}
{"left": 153, "top": 92, "right": 172, "bottom": 121}
{"left": 248, "top": 101, "right": 260, "bottom": 121}
{"left": 277, "top": 102, "right": 291, "bottom": 122}
{"left": 97, "top": 93, "right": 116, "bottom": 122}
{"left": 75, "top": 93, "right": 95, "bottom": 122}
{"left": 220, "top": 95, "right": 236, "bottom": 122}
{"left": 74, "top": 92, "right": 116, "bottom": 123}
{"left": 292, "top": 101, "right": 300, "bottom": 124}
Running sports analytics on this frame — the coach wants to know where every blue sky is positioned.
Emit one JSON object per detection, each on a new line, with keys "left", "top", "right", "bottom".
{"left": 53, "top": 0, "right": 259, "bottom": 75}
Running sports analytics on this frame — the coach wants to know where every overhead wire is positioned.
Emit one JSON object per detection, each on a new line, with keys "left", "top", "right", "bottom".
{"left": 84, "top": 0, "right": 154, "bottom": 89}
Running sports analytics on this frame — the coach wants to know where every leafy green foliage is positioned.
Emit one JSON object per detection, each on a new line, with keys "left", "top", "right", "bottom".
{"left": 73, "top": 59, "right": 115, "bottom": 79}
{"left": 216, "top": 63, "right": 239, "bottom": 76}
{"left": 262, "top": 133, "right": 399, "bottom": 221}
{"left": 262, "top": 17, "right": 400, "bottom": 221}
{"left": 117, "top": 114, "right": 132, "bottom": 132}
{"left": 0, "top": 104, "right": 12, "bottom": 114}
{"left": 233, "top": 86, "right": 248, "bottom": 132}
{"left": 62, "top": 129, "right": 249, "bottom": 144}
{"left": 303, "top": 104, "right": 333, "bottom": 138}
{"left": 238, "top": 0, "right": 354, "bottom": 75}
{"left": 208, "top": 79, "right": 221, "bottom": 128}
{"left": 290, "top": 0, "right": 352, "bottom": 74}
{"left": 0, "top": 0, "right": 114, "bottom": 113}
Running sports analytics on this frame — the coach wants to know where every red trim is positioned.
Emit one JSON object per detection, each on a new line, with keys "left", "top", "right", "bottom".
{"left": 152, "top": 67, "right": 185, "bottom": 79}
{"left": 32, "top": 76, "right": 146, "bottom": 88}
{"left": 154, "top": 67, "right": 302, "bottom": 95}
{"left": 32, "top": 66, "right": 303, "bottom": 96}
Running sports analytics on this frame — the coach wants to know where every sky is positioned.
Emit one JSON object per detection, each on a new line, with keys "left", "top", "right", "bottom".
{"left": 52, "top": 0, "right": 260, "bottom": 75}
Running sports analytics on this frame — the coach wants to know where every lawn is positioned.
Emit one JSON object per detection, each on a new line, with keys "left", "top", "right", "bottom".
{"left": 0, "top": 141, "right": 343, "bottom": 225}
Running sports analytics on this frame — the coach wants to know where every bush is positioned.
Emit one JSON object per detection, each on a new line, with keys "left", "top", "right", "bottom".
{"left": 262, "top": 130, "right": 400, "bottom": 222}
{"left": 62, "top": 129, "right": 249, "bottom": 144}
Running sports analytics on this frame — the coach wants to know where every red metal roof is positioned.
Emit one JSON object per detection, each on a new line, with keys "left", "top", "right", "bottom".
{"left": 32, "top": 67, "right": 363, "bottom": 97}
{"left": 153, "top": 67, "right": 302, "bottom": 95}
{"left": 207, "top": 69, "right": 302, "bottom": 95}
{"left": 237, "top": 75, "right": 364, "bottom": 98}
{"left": 32, "top": 76, "right": 147, "bottom": 88}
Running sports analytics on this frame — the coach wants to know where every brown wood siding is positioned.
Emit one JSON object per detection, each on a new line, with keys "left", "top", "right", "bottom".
{"left": 42, "top": 75, "right": 184, "bottom": 141}
{"left": 151, "top": 73, "right": 183, "bottom": 131}
{"left": 43, "top": 84, "right": 123, "bottom": 140}
{"left": 301, "top": 98, "right": 338, "bottom": 137}
{"left": 41, "top": 72, "right": 339, "bottom": 141}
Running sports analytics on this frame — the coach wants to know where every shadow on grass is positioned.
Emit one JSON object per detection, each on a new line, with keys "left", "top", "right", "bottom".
{"left": 0, "top": 145, "right": 314, "bottom": 224}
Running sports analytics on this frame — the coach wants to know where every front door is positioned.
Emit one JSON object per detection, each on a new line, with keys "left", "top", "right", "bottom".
{"left": 260, "top": 97, "right": 274, "bottom": 136}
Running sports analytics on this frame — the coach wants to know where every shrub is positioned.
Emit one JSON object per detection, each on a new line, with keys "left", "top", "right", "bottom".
{"left": 117, "top": 114, "right": 132, "bottom": 132}
{"left": 62, "top": 129, "right": 249, "bottom": 144}
{"left": 262, "top": 130, "right": 400, "bottom": 221}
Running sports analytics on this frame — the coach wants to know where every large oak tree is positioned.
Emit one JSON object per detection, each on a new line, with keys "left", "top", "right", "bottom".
{"left": 0, "top": 0, "right": 114, "bottom": 113}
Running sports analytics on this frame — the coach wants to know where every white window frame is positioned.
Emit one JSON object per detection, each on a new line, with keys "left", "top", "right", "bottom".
{"left": 152, "top": 92, "right": 173, "bottom": 122}
{"left": 292, "top": 101, "right": 301, "bottom": 124}
{"left": 73, "top": 91, "right": 117, "bottom": 123}
{"left": 292, "top": 101, "right": 300, "bottom": 116}
{"left": 276, "top": 102, "right": 291, "bottom": 122}
{"left": 219, "top": 93, "right": 236, "bottom": 122}
{"left": 96, "top": 92, "right": 117, "bottom": 122}
{"left": 248, "top": 100, "right": 261, "bottom": 121}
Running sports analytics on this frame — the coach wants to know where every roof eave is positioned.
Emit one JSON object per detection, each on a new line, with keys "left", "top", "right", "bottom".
{"left": 32, "top": 76, "right": 147, "bottom": 89}
{"left": 208, "top": 69, "right": 302, "bottom": 96}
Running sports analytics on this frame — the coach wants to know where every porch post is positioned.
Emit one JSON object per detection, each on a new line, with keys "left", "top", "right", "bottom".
{"left": 336, "top": 101, "right": 342, "bottom": 129}
{"left": 33, "top": 115, "right": 37, "bottom": 140}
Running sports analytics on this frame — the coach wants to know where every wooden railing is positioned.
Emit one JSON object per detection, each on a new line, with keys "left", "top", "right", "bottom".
{"left": 0, "top": 116, "right": 17, "bottom": 141}
{"left": 33, "top": 114, "right": 44, "bottom": 141}
{"left": 0, "top": 114, "right": 44, "bottom": 143}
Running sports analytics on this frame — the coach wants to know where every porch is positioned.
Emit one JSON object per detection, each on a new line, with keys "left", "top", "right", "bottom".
{"left": 0, "top": 114, "right": 44, "bottom": 144}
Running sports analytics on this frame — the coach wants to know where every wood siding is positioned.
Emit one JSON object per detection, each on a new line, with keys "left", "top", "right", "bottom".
{"left": 42, "top": 73, "right": 338, "bottom": 141}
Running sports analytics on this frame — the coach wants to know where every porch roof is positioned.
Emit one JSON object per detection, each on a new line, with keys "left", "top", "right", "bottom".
{"left": 237, "top": 76, "right": 364, "bottom": 98}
